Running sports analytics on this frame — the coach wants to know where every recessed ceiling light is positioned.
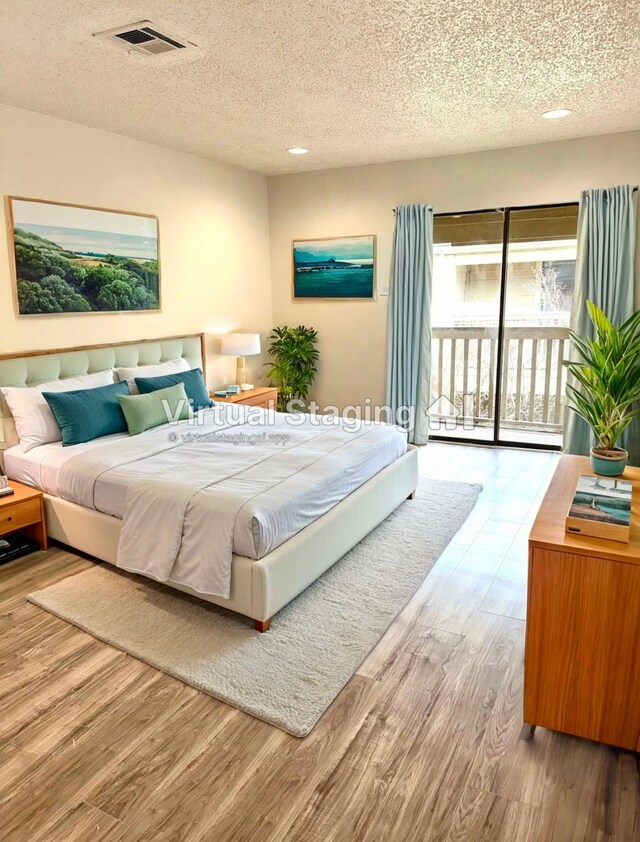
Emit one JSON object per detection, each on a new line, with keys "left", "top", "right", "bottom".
{"left": 287, "top": 147, "right": 309, "bottom": 155}
{"left": 541, "top": 109, "right": 572, "bottom": 120}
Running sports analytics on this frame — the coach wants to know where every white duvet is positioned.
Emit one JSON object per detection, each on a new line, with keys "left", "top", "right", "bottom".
{"left": 44, "top": 405, "right": 406, "bottom": 597}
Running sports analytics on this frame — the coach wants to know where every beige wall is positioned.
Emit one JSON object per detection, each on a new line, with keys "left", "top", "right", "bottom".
{"left": 4, "top": 110, "right": 639, "bottom": 406}
{"left": 268, "top": 131, "right": 640, "bottom": 411}
{"left": 0, "top": 105, "right": 273, "bottom": 389}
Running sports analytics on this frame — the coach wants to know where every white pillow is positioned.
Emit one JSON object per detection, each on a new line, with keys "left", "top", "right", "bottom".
{"left": 115, "top": 358, "right": 190, "bottom": 395}
{"left": 1, "top": 369, "right": 116, "bottom": 452}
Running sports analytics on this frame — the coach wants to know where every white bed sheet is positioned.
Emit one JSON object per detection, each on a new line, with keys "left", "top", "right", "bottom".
{"left": 4, "top": 433, "right": 128, "bottom": 497}
{"left": 5, "top": 407, "right": 407, "bottom": 562}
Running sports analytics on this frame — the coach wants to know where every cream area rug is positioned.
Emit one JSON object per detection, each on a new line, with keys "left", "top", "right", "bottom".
{"left": 28, "top": 478, "right": 481, "bottom": 737}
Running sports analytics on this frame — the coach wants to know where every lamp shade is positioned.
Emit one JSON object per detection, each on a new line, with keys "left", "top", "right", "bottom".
{"left": 221, "top": 333, "right": 261, "bottom": 357}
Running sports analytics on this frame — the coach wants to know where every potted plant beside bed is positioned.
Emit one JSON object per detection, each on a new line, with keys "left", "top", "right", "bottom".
{"left": 266, "top": 325, "right": 319, "bottom": 412}
{"left": 565, "top": 300, "right": 640, "bottom": 476}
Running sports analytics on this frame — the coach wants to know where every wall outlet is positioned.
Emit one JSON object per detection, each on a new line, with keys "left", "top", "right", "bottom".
{"left": 380, "top": 284, "right": 389, "bottom": 296}
{"left": 223, "top": 375, "right": 228, "bottom": 385}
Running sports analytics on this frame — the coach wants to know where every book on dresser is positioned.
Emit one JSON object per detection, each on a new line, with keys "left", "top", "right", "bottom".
{"left": 565, "top": 474, "right": 632, "bottom": 543}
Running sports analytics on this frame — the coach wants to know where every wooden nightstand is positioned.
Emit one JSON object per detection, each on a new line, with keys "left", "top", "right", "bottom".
{"left": 0, "top": 481, "right": 48, "bottom": 551}
{"left": 212, "top": 387, "right": 278, "bottom": 410}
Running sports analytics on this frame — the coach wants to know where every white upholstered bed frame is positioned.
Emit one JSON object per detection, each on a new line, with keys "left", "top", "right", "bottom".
{"left": 0, "top": 334, "right": 419, "bottom": 630}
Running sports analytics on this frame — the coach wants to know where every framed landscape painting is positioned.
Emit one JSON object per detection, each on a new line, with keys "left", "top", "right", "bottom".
{"left": 7, "top": 197, "right": 160, "bottom": 315}
{"left": 293, "top": 235, "right": 375, "bottom": 299}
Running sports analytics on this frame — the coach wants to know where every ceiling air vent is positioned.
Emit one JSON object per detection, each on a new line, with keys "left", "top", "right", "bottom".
{"left": 93, "top": 21, "right": 196, "bottom": 56}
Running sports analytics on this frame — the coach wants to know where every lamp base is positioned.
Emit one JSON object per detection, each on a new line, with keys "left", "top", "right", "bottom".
{"left": 235, "top": 356, "right": 246, "bottom": 386}
{"left": 240, "top": 383, "right": 254, "bottom": 391}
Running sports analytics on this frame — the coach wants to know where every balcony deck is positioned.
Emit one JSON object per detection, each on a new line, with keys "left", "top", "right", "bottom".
{"left": 430, "top": 326, "right": 569, "bottom": 447}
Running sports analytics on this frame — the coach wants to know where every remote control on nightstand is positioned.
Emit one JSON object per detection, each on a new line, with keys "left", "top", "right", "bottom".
{"left": 0, "top": 476, "right": 14, "bottom": 497}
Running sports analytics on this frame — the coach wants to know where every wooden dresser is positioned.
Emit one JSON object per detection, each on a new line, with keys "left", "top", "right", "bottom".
{"left": 524, "top": 455, "right": 640, "bottom": 750}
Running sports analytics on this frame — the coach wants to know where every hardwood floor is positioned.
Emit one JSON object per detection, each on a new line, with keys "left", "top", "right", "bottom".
{"left": 0, "top": 443, "right": 638, "bottom": 841}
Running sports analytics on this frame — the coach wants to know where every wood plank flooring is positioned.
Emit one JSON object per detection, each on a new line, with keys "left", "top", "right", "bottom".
{"left": 0, "top": 443, "right": 638, "bottom": 841}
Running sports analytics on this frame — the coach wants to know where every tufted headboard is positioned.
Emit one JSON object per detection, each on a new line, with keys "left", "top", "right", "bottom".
{"left": 0, "top": 334, "right": 205, "bottom": 453}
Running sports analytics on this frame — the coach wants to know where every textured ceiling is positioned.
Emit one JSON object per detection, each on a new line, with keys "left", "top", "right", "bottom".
{"left": 1, "top": 0, "right": 639, "bottom": 174}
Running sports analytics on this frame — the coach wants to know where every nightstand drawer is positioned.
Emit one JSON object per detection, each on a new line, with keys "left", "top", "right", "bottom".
{"left": 0, "top": 499, "right": 41, "bottom": 534}
{"left": 212, "top": 388, "right": 278, "bottom": 409}
{"left": 243, "top": 394, "right": 276, "bottom": 408}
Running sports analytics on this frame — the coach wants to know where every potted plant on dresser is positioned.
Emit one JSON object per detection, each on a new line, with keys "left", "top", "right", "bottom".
{"left": 565, "top": 300, "right": 640, "bottom": 476}
{"left": 266, "top": 325, "right": 319, "bottom": 412}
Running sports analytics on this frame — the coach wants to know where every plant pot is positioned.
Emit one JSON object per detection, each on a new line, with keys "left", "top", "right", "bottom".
{"left": 590, "top": 447, "right": 629, "bottom": 477}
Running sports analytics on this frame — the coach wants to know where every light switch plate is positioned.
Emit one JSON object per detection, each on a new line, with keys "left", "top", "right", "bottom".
{"left": 380, "top": 284, "right": 389, "bottom": 296}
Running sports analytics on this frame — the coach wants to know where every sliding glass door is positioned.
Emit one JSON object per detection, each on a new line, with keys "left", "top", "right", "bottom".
{"left": 430, "top": 203, "right": 578, "bottom": 448}
{"left": 498, "top": 205, "right": 578, "bottom": 446}
{"left": 431, "top": 211, "right": 504, "bottom": 442}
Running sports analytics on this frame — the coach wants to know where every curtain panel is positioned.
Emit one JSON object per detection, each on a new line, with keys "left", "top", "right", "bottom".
{"left": 563, "top": 184, "right": 638, "bottom": 463}
{"left": 386, "top": 204, "right": 433, "bottom": 445}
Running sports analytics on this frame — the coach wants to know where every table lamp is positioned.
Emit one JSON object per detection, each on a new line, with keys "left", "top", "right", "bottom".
{"left": 221, "top": 333, "right": 261, "bottom": 391}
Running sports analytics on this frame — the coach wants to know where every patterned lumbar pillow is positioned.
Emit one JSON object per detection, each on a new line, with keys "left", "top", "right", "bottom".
{"left": 42, "top": 381, "right": 130, "bottom": 447}
{"left": 134, "top": 368, "right": 213, "bottom": 410}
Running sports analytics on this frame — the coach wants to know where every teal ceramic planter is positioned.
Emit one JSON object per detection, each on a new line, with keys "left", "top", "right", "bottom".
{"left": 590, "top": 447, "right": 628, "bottom": 477}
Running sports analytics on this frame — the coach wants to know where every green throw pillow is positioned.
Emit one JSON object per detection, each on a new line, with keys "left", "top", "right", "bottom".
{"left": 117, "top": 382, "right": 190, "bottom": 436}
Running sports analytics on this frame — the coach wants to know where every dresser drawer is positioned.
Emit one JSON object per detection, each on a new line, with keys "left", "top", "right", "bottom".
{"left": 0, "top": 499, "right": 41, "bottom": 534}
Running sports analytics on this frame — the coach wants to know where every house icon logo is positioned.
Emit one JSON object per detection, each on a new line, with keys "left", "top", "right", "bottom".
{"left": 427, "top": 394, "right": 475, "bottom": 431}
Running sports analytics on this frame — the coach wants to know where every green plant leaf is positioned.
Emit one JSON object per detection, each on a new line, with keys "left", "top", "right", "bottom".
{"left": 566, "top": 300, "right": 640, "bottom": 450}
{"left": 265, "top": 325, "right": 319, "bottom": 409}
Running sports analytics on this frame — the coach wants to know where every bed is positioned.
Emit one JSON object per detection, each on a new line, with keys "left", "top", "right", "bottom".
{"left": 0, "top": 334, "right": 418, "bottom": 630}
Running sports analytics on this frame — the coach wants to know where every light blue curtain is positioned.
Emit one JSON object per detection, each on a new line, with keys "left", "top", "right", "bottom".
{"left": 563, "top": 184, "right": 638, "bottom": 463}
{"left": 386, "top": 204, "right": 433, "bottom": 445}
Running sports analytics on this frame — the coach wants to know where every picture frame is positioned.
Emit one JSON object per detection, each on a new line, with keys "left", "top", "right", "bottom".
{"left": 292, "top": 234, "right": 376, "bottom": 300}
{"left": 6, "top": 196, "right": 161, "bottom": 315}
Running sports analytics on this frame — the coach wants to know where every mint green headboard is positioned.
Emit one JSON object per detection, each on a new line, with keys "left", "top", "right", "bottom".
{"left": 0, "top": 334, "right": 204, "bottom": 453}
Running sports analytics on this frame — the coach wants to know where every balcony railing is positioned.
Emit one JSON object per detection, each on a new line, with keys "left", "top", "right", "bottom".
{"left": 431, "top": 326, "right": 570, "bottom": 433}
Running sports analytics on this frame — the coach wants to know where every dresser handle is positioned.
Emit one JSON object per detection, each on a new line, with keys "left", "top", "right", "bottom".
{"left": 7, "top": 517, "right": 12, "bottom": 522}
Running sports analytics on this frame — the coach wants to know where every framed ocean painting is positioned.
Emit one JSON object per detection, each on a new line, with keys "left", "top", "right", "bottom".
{"left": 292, "top": 235, "right": 375, "bottom": 299}
{"left": 7, "top": 197, "right": 160, "bottom": 315}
